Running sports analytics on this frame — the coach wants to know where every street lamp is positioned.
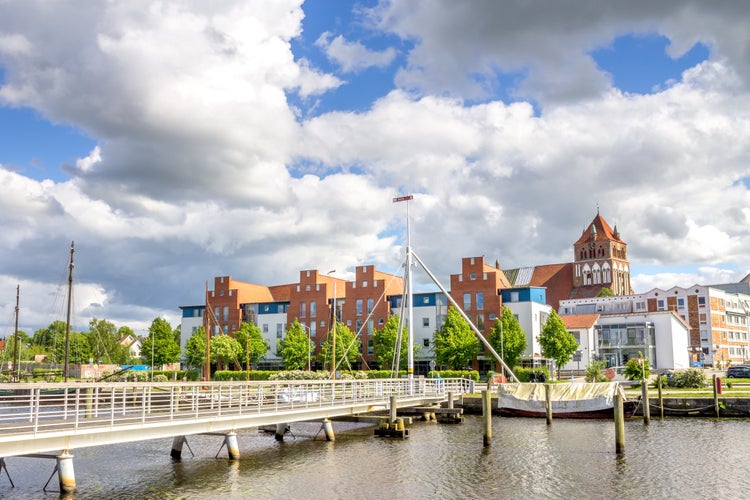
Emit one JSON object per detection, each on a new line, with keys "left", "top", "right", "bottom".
{"left": 328, "top": 270, "right": 337, "bottom": 379}
{"left": 299, "top": 323, "right": 313, "bottom": 371}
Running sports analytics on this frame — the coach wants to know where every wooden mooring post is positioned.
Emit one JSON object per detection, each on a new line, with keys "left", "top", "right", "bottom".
{"left": 544, "top": 384, "right": 552, "bottom": 425}
{"left": 713, "top": 374, "right": 720, "bottom": 418}
{"left": 614, "top": 392, "right": 625, "bottom": 454}
{"left": 657, "top": 375, "right": 664, "bottom": 419}
{"left": 641, "top": 380, "right": 650, "bottom": 425}
{"left": 482, "top": 389, "right": 492, "bottom": 447}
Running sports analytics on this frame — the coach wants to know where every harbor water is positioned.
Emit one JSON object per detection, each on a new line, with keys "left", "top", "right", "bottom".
{"left": 3, "top": 415, "right": 749, "bottom": 499}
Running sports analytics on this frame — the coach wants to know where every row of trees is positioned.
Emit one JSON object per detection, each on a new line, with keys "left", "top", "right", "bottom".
{"left": 434, "top": 306, "right": 579, "bottom": 374}
{"left": 2, "top": 305, "right": 580, "bottom": 376}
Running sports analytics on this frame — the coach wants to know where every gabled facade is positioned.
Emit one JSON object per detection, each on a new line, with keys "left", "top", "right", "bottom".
{"left": 449, "top": 256, "right": 509, "bottom": 335}
{"left": 505, "top": 212, "right": 632, "bottom": 310}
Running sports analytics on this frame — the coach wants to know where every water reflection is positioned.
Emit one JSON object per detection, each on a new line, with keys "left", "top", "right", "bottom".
{"left": 1, "top": 417, "right": 749, "bottom": 499}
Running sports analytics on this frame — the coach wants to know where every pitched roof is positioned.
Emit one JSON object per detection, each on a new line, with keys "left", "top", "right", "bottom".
{"left": 561, "top": 314, "right": 600, "bottom": 329}
{"left": 574, "top": 213, "right": 621, "bottom": 245}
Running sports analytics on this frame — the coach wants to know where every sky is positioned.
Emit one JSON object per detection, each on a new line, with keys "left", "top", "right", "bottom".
{"left": 1, "top": 0, "right": 750, "bottom": 336}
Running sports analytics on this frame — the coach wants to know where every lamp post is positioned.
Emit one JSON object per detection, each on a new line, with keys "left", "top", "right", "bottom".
{"left": 328, "top": 270, "right": 337, "bottom": 378}
{"left": 150, "top": 330, "right": 155, "bottom": 381}
{"left": 300, "top": 323, "right": 313, "bottom": 371}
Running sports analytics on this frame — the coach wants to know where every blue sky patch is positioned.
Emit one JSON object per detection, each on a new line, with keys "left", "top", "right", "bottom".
{"left": 591, "top": 34, "right": 710, "bottom": 94}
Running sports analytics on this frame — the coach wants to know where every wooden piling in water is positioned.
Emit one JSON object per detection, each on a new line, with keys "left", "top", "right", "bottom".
{"left": 482, "top": 389, "right": 492, "bottom": 447}
{"left": 614, "top": 392, "right": 625, "bottom": 454}
{"left": 641, "top": 380, "right": 650, "bottom": 425}
{"left": 657, "top": 375, "right": 664, "bottom": 419}
{"left": 713, "top": 374, "right": 720, "bottom": 418}
{"left": 544, "top": 384, "right": 552, "bottom": 425}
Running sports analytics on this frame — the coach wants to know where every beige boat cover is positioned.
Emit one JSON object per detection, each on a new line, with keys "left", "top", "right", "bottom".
{"left": 497, "top": 382, "right": 626, "bottom": 414}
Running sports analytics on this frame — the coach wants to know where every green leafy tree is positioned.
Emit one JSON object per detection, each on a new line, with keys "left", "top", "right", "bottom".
{"left": 624, "top": 355, "right": 651, "bottom": 381}
{"left": 597, "top": 287, "right": 615, "bottom": 297}
{"left": 1, "top": 330, "right": 30, "bottom": 365}
{"left": 278, "top": 320, "right": 314, "bottom": 370}
{"left": 433, "top": 306, "right": 479, "bottom": 370}
{"left": 54, "top": 331, "right": 91, "bottom": 365}
{"left": 320, "top": 321, "right": 360, "bottom": 371}
{"left": 141, "top": 317, "right": 181, "bottom": 367}
{"left": 210, "top": 334, "right": 242, "bottom": 370}
{"left": 86, "top": 318, "right": 130, "bottom": 365}
{"left": 32, "top": 321, "right": 68, "bottom": 360}
{"left": 184, "top": 327, "right": 206, "bottom": 370}
{"left": 538, "top": 311, "right": 579, "bottom": 377}
{"left": 488, "top": 306, "right": 527, "bottom": 370}
{"left": 372, "top": 315, "right": 412, "bottom": 370}
{"left": 235, "top": 322, "right": 270, "bottom": 368}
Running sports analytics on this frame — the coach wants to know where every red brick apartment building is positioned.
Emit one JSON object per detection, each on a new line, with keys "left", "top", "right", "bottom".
{"left": 449, "top": 256, "right": 511, "bottom": 335}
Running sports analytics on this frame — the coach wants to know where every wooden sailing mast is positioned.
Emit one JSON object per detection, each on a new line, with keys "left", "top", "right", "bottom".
{"left": 63, "top": 241, "right": 74, "bottom": 382}
{"left": 12, "top": 285, "right": 19, "bottom": 382}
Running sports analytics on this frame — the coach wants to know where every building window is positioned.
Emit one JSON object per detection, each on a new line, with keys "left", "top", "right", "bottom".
{"left": 476, "top": 292, "right": 484, "bottom": 310}
{"left": 470, "top": 272, "right": 476, "bottom": 280}
{"left": 657, "top": 299, "right": 665, "bottom": 311}
{"left": 367, "top": 298, "right": 374, "bottom": 314}
{"left": 698, "top": 296, "right": 706, "bottom": 307}
{"left": 367, "top": 339, "right": 374, "bottom": 355}
{"left": 477, "top": 314, "right": 484, "bottom": 330}
{"left": 489, "top": 313, "right": 497, "bottom": 321}
{"left": 219, "top": 289, "right": 224, "bottom": 296}
{"left": 356, "top": 299, "right": 363, "bottom": 316}
{"left": 310, "top": 301, "right": 317, "bottom": 318}
{"left": 276, "top": 324, "right": 283, "bottom": 338}
{"left": 223, "top": 325, "right": 228, "bottom": 334}
{"left": 223, "top": 306, "right": 229, "bottom": 320}
{"left": 423, "top": 296, "right": 429, "bottom": 304}
{"left": 677, "top": 298, "right": 685, "bottom": 308}
{"left": 423, "top": 338, "right": 430, "bottom": 347}
{"left": 368, "top": 318, "right": 374, "bottom": 335}
{"left": 310, "top": 322, "right": 316, "bottom": 337}
{"left": 300, "top": 302, "right": 306, "bottom": 318}
{"left": 511, "top": 291, "right": 519, "bottom": 302}
{"left": 263, "top": 324, "right": 268, "bottom": 333}
{"left": 305, "top": 284, "right": 311, "bottom": 291}
{"left": 463, "top": 293, "right": 471, "bottom": 311}
{"left": 356, "top": 319, "right": 363, "bottom": 332}
{"left": 423, "top": 317, "right": 430, "bottom": 327}
{"left": 363, "top": 281, "right": 368, "bottom": 287}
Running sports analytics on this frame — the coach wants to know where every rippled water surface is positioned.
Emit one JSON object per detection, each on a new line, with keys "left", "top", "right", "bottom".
{"left": 4, "top": 416, "right": 749, "bottom": 499}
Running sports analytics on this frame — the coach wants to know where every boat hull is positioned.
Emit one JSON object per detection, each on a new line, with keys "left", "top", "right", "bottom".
{"left": 498, "top": 400, "right": 639, "bottom": 419}
{"left": 496, "top": 382, "right": 638, "bottom": 419}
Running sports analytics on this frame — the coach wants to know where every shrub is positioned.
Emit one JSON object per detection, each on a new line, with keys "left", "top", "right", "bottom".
{"left": 213, "top": 370, "right": 278, "bottom": 381}
{"left": 428, "top": 370, "right": 479, "bottom": 382}
{"left": 152, "top": 374, "right": 169, "bottom": 382}
{"left": 624, "top": 357, "right": 650, "bottom": 381}
{"left": 668, "top": 368, "right": 706, "bottom": 388}
{"left": 270, "top": 370, "right": 330, "bottom": 381}
{"left": 367, "top": 370, "right": 406, "bottom": 379}
{"left": 585, "top": 360, "right": 608, "bottom": 382}
{"left": 512, "top": 366, "right": 551, "bottom": 383}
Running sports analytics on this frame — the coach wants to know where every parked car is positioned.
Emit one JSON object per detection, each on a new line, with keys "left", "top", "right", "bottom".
{"left": 726, "top": 365, "right": 750, "bottom": 378}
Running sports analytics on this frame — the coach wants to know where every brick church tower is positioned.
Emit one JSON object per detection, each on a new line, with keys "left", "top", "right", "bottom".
{"left": 572, "top": 212, "right": 632, "bottom": 296}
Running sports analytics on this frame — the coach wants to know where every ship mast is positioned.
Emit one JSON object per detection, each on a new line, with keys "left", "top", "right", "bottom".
{"left": 12, "top": 285, "right": 19, "bottom": 382}
{"left": 63, "top": 241, "right": 74, "bottom": 382}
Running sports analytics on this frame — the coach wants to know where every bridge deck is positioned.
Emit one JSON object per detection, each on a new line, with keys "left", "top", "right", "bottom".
{"left": 0, "top": 378, "right": 471, "bottom": 457}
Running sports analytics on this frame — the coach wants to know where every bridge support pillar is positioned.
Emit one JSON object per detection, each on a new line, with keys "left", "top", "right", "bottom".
{"left": 170, "top": 436, "right": 186, "bottom": 460}
{"left": 224, "top": 432, "right": 240, "bottom": 460}
{"left": 56, "top": 451, "right": 76, "bottom": 494}
{"left": 322, "top": 419, "right": 335, "bottom": 441}
{"left": 274, "top": 423, "right": 288, "bottom": 442}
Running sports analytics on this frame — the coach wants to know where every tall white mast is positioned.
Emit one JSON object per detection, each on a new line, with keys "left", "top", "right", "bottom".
{"left": 393, "top": 195, "right": 414, "bottom": 379}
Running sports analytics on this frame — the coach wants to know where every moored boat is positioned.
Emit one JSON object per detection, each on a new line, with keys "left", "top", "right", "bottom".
{"left": 497, "top": 382, "right": 639, "bottom": 419}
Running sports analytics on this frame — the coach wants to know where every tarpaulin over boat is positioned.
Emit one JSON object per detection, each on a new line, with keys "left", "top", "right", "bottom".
{"left": 497, "top": 382, "right": 627, "bottom": 417}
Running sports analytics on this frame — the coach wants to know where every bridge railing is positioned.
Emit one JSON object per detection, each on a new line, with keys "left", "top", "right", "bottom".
{"left": 0, "top": 378, "right": 472, "bottom": 436}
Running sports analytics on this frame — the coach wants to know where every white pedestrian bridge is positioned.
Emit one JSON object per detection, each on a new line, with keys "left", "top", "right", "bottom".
{"left": 0, "top": 378, "right": 471, "bottom": 492}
